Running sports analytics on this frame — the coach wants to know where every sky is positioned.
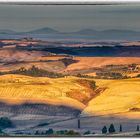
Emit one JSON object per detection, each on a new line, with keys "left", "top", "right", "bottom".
{"left": 0, "top": 4, "right": 140, "bottom": 32}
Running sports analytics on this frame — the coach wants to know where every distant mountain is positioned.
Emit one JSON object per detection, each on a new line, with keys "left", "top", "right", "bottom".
{"left": 0, "top": 29, "right": 16, "bottom": 34}
{"left": 1, "top": 27, "right": 140, "bottom": 40}
{"left": 73, "top": 29, "right": 99, "bottom": 35}
{"left": 102, "top": 29, "right": 137, "bottom": 34}
{"left": 27, "top": 27, "right": 59, "bottom": 34}
{"left": 73, "top": 29, "right": 140, "bottom": 40}
{"left": 74, "top": 29, "right": 140, "bottom": 35}
{"left": 1, "top": 27, "right": 139, "bottom": 35}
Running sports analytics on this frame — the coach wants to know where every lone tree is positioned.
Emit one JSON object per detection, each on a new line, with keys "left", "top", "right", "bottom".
{"left": 78, "top": 119, "right": 80, "bottom": 129}
{"left": 136, "top": 125, "right": 140, "bottom": 131}
{"left": 108, "top": 124, "right": 115, "bottom": 133}
{"left": 119, "top": 124, "right": 122, "bottom": 132}
{"left": 102, "top": 126, "right": 107, "bottom": 134}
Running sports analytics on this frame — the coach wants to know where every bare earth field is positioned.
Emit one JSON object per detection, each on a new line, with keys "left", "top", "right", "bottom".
{"left": 65, "top": 57, "right": 140, "bottom": 71}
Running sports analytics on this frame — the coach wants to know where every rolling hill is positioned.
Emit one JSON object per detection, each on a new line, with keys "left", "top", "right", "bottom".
{"left": 0, "top": 74, "right": 97, "bottom": 112}
{"left": 64, "top": 57, "right": 140, "bottom": 72}
{"left": 0, "top": 74, "right": 140, "bottom": 119}
{"left": 83, "top": 78, "right": 140, "bottom": 119}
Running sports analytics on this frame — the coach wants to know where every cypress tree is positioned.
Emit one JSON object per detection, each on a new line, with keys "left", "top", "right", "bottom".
{"left": 78, "top": 119, "right": 80, "bottom": 129}
{"left": 136, "top": 125, "right": 139, "bottom": 131}
{"left": 35, "top": 130, "right": 39, "bottom": 135}
{"left": 108, "top": 124, "right": 115, "bottom": 133}
{"left": 102, "top": 126, "right": 107, "bottom": 134}
{"left": 119, "top": 124, "right": 122, "bottom": 132}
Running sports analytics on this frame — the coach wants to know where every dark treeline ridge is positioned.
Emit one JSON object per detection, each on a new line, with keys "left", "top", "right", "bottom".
{"left": 76, "top": 73, "right": 129, "bottom": 80}
{"left": 0, "top": 65, "right": 64, "bottom": 78}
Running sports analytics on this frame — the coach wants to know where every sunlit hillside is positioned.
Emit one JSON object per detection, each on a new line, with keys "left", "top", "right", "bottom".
{"left": 83, "top": 78, "right": 140, "bottom": 119}
{"left": 65, "top": 57, "right": 140, "bottom": 71}
{"left": 0, "top": 74, "right": 97, "bottom": 110}
{"left": 0, "top": 74, "right": 140, "bottom": 119}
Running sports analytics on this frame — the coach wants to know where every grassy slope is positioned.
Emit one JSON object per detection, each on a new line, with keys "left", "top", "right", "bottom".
{"left": 0, "top": 74, "right": 140, "bottom": 119}
{"left": 83, "top": 78, "right": 140, "bottom": 118}
{"left": 0, "top": 74, "right": 93, "bottom": 110}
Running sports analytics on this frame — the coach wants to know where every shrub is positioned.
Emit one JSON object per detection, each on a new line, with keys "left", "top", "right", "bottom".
{"left": 84, "top": 130, "right": 91, "bottom": 135}
{"left": 0, "top": 117, "right": 13, "bottom": 129}
{"left": 65, "top": 130, "right": 80, "bottom": 136}
{"left": 45, "top": 128, "right": 54, "bottom": 135}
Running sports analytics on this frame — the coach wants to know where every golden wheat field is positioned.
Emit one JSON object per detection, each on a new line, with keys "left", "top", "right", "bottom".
{"left": 0, "top": 74, "right": 140, "bottom": 119}
{"left": 65, "top": 57, "right": 140, "bottom": 71}
{"left": 83, "top": 78, "right": 140, "bottom": 118}
{"left": 0, "top": 74, "right": 89, "bottom": 110}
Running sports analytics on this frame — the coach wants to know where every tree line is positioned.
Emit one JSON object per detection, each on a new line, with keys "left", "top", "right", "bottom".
{"left": 0, "top": 65, "right": 64, "bottom": 78}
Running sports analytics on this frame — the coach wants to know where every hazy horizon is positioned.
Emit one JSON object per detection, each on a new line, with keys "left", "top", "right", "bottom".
{"left": 0, "top": 4, "right": 140, "bottom": 32}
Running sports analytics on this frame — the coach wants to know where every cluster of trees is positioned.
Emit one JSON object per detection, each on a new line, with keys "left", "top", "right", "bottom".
{"left": 34, "top": 129, "right": 80, "bottom": 136}
{"left": 102, "top": 124, "right": 140, "bottom": 134}
{"left": 76, "top": 73, "right": 95, "bottom": 79}
{"left": 102, "top": 124, "right": 117, "bottom": 134}
{"left": 0, "top": 65, "right": 64, "bottom": 78}
{"left": 76, "top": 73, "right": 129, "bottom": 80}
{"left": 96, "top": 72, "right": 124, "bottom": 79}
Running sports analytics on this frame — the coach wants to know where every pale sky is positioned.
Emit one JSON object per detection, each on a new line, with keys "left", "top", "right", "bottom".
{"left": 0, "top": 4, "right": 140, "bottom": 32}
